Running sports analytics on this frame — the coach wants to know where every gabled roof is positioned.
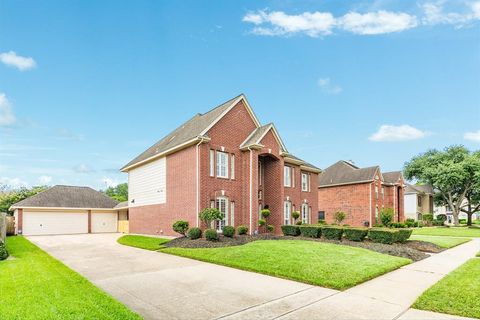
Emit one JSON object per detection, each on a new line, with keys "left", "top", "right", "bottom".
{"left": 405, "top": 183, "right": 434, "bottom": 195}
{"left": 319, "top": 161, "right": 379, "bottom": 187}
{"left": 240, "top": 123, "right": 288, "bottom": 152}
{"left": 10, "top": 185, "right": 119, "bottom": 210}
{"left": 383, "top": 171, "right": 403, "bottom": 185}
{"left": 284, "top": 154, "right": 321, "bottom": 172}
{"left": 114, "top": 201, "right": 129, "bottom": 209}
{"left": 121, "top": 94, "right": 260, "bottom": 171}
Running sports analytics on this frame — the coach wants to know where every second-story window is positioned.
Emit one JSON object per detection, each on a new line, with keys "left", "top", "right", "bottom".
{"left": 284, "top": 166, "right": 292, "bottom": 187}
{"left": 375, "top": 186, "right": 379, "bottom": 199}
{"left": 301, "top": 173, "right": 309, "bottom": 192}
{"left": 216, "top": 151, "right": 229, "bottom": 178}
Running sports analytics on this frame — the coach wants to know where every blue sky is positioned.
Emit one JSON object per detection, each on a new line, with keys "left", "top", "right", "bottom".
{"left": 1, "top": 0, "right": 479, "bottom": 190}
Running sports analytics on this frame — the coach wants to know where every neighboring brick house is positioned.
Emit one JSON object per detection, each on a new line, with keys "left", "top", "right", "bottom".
{"left": 121, "top": 94, "right": 321, "bottom": 236}
{"left": 317, "top": 161, "right": 404, "bottom": 227}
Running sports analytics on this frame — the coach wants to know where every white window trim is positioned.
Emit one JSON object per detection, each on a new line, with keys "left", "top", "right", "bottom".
{"left": 301, "top": 173, "right": 309, "bottom": 192}
{"left": 231, "top": 154, "right": 235, "bottom": 180}
{"left": 230, "top": 201, "right": 235, "bottom": 227}
{"left": 301, "top": 203, "right": 309, "bottom": 224}
{"left": 209, "top": 150, "right": 215, "bottom": 177}
{"left": 284, "top": 201, "right": 292, "bottom": 225}
{"left": 216, "top": 197, "right": 228, "bottom": 232}
{"left": 284, "top": 166, "right": 292, "bottom": 187}
{"left": 216, "top": 151, "right": 229, "bottom": 179}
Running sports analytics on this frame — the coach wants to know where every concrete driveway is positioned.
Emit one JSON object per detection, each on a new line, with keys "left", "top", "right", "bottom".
{"left": 28, "top": 233, "right": 337, "bottom": 320}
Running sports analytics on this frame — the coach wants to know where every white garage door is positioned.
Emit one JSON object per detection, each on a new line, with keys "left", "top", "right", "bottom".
{"left": 91, "top": 212, "right": 117, "bottom": 233}
{"left": 23, "top": 211, "right": 88, "bottom": 236}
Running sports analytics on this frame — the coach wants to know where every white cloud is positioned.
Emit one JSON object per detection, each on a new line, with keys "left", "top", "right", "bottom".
{"left": 0, "top": 51, "right": 36, "bottom": 71}
{"left": 317, "top": 78, "right": 343, "bottom": 94}
{"left": 243, "top": 10, "right": 336, "bottom": 37}
{"left": 369, "top": 124, "right": 428, "bottom": 141}
{"left": 464, "top": 130, "right": 480, "bottom": 142}
{"left": 73, "top": 164, "right": 94, "bottom": 173}
{"left": 340, "top": 11, "right": 418, "bottom": 35}
{"left": 0, "top": 177, "right": 28, "bottom": 189}
{"left": 102, "top": 177, "right": 119, "bottom": 188}
{"left": 421, "top": 1, "right": 480, "bottom": 27}
{"left": 38, "top": 175, "right": 52, "bottom": 185}
{"left": 0, "top": 93, "right": 16, "bottom": 126}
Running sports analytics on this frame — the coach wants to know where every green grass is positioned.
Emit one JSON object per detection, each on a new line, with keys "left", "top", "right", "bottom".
{"left": 413, "top": 258, "right": 480, "bottom": 319}
{"left": 412, "top": 227, "right": 480, "bottom": 238}
{"left": 161, "top": 240, "right": 411, "bottom": 290}
{"left": 0, "top": 236, "right": 141, "bottom": 320}
{"left": 410, "top": 235, "right": 471, "bottom": 248}
{"left": 117, "top": 235, "right": 171, "bottom": 250}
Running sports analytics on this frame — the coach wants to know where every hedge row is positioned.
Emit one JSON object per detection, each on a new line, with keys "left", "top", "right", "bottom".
{"left": 281, "top": 224, "right": 412, "bottom": 244}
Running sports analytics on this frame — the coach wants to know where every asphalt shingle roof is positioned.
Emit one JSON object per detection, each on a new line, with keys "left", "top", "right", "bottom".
{"left": 240, "top": 123, "right": 273, "bottom": 149}
{"left": 319, "top": 161, "right": 379, "bottom": 187}
{"left": 11, "top": 185, "right": 119, "bottom": 209}
{"left": 405, "top": 183, "right": 434, "bottom": 194}
{"left": 121, "top": 94, "right": 242, "bottom": 170}
{"left": 383, "top": 171, "right": 402, "bottom": 184}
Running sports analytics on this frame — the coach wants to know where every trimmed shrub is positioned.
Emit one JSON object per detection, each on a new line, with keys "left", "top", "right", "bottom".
{"left": 187, "top": 227, "right": 202, "bottom": 240}
{"left": 397, "top": 229, "right": 413, "bottom": 243}
{"left": 295, "top": 221, "right": 303, "bottom": 225}
{"left": 459, "top": 219, "right": 467, "bottom": 224}
{"left": 423, "top": 214, "right": 434, "bottom": 221}
{"left": 0, "top": 241, "right": 8, "bottom": 260}
{"left": 292, "top": 211, "right": 300, "bottom": 222}
{"left": 172, "top": 220, "right": 189, "bottom": 236}
{"left": 334, "top": 211, "right": 346, "bottom": 224}
{"left": 237, "top": 225, "right": 248, "bottom": 235}
{"left": 368, "top": 228, "right": 400, "bottom": 244}
{"left": 322, "top": 226, "right": 344, "bottom": 240}
{"left": 390, "top": 222, "right": 407, "bottom": 228}
{"left": 343, "top": 227, "right": 368, "bottom": 242}
{"left": 299, "top": 225, "right": 322, "bottom": 238}
{"left": 380, "top": 208, "right": 394, "bottom": 226}
{"left": 199, "top": 208, "right": 224, "bottom": 228}
{"left": 433, "top": 220, "right": 444, "bottom": 226}
{"left": 317, "top": 219, "right": 326, "bottom": 225}
{"left": 205, "top": 229, "right": 218, "bottom": 241}
{"left": 223, "top": 226, "right": 235, "bottom": 238}
{"left": 267, "top": 225, "right": 274, "bottom": 233}
{"left": 281, "top": 225, "right": 300, "bottom": 236}
{"left": 436, "top": 214, "right": 447, "bottom": 222}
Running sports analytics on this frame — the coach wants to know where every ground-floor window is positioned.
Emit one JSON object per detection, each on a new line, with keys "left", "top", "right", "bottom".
{"left": 215, "top": 197, "right": 228, "bottom": 232}
{"left": 301, "top": 203, "right": 309, "bottom": 224}
{"left": 230, "top": 201, "right": 235, "bottom": 227}
{"left": 284, "top": 201, "right": 292, "bottom": 225}
{"left": 318, "top": 211, "right": 325, "bottom": 222}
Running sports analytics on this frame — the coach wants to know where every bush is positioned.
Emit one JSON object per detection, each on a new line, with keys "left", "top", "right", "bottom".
{"left": 299, "top": 225, "right": 322, "bottom": 238}
{"left": 172, "top": 220, "right": 189, "bottom": 236}
{"left": 334, "top": 211, "right": 346, "bottom": 224}
{"left": 258, "top": 219, "right": 266, "bottom": 226}
{"left": 322, "top": 226, "right": 344, "bottom": 240}
{"left": 295, "top": 221, "right": 303, "bottom": 225}
{"left": 267, "top": 225, "right": 274, "bottom": 233}
{"left": 317, "top": 219, "right": 326, "bottom": 225}
{"left": 292, "top": 211, "right": 300, "bottom": 221}
{"left": 199, "top": 208, "right": 224, "bottom": 228}
{"left": 0, "top": 241, "right": 8, "bottom": 260}
{"left": 261, "top": 209, "right": 271, "bottom": 219}
{"left": 344, "top": 227, "right": 368, "bottom": 241}
{"left": 459, "top": 219, "right": 467, "bottom": 224}
{"left": 368, "top": 228, "right": 400, "bottom": 244}
{"left": 390, "top": 222, "right": 407, "bottom": 228}
{"left": 205, "top": 229, "right": 218, "bottom": 241}
{"left": 433, "top": 220, "right": 444, "bottom": 226}
{"left": 423, "top": 214, "right": 434, "bottom": 222}
{"left": 281, "top": 225, "right": 300, "bottom": 236}
{"left": 396, "top": 229, "right": 413, "bottom": 243}
{"left": 237, "top": 225, "right": 248, "bottom": 235}
{"left": 436, "top": 214, "right": 447, "bottom": 222}
{"left": 223, "top": 226, "right": 235, "bottom": 237}
{"left": 187, "top": 227, "right": 202, "bottom": 240}
{"left": 380, "top": 208, "right": 394, "bottom": 226}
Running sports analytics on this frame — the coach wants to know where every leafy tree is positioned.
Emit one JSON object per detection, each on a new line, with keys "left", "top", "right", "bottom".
{"left": 334, "top": 211, "right": 346, "bottom": 224}
{"left": 380, "top": 208, "right": 394, "bottom": 226}
{"left": 292, "top": 211, "right": 300, "bottom": 224}
{"left": 104, "top": 183, "right": 128, "bottom": 202}
{"left": 404, "top": 146, "right": 480, "bottom": 226}
{"left": 0, "top": 186, "right": 48, "bottom": 215}
{"left": 198, "top": 208, "right": 224, "bottom": 228}
{"left": 172, "top": 220, "right": 189, "bottom": 236}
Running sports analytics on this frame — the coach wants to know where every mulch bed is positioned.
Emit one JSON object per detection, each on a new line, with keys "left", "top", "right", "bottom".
{"left": 164, "top": 234, "right": 438, "bottom": 261}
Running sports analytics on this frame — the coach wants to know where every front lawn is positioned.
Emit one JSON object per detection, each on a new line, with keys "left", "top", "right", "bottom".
{"left": 161, "top": 240, "right": 411, "bottom": 290}
{"left": 413, "top": 258, "right": 480, "bottom": 319}
{"left": 412, "top": 227, "right": 480, "bottom": 238}
{"left": 117, "top": 234, "right": 170, "bottom": 250}
{"left": 409, "top": 235, "right": 471, "bottom": 248}
{"left": 0, "top": 236, "right": 141, "bottom": 320}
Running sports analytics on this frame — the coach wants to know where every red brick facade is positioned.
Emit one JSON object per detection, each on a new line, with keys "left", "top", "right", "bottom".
{"left": 129, "top": 98, "right": 319, "bottom": 236}
{"left": 318, "top": 174, "right": 404, "bottom": 227}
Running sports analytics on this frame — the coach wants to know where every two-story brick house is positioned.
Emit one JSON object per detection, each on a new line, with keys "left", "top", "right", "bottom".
{"left": 121, "top": 94, "right": 320, "bottom": 236}
{"left": 317, "top": 161, "right": 404, "bottom": 227}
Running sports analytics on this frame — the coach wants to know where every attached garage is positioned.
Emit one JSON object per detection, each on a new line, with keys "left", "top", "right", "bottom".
{"left": 11, "top": 185, "right": 124, "bottom": 236}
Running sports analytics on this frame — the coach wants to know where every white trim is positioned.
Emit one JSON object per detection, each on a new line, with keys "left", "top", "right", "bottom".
{"left": 300, "top": 165, "right": 321, "bottom": 174}
{"left": 11, "top": 206, "right": 118, "bottom": 212}
{"left": 216, "top": 150, "right": 229, "bottom": 178}
{"left": 249, "top": 148, "right": 253, "bottom": 234}
{"left": 196, "top": 141, "right": 202, "bottom": 228}
{"left": 200, "top": 95, "right": 261, "bottom": 136}
{"left": 231, "top": 154, "right": 235, "bottom": 180}
{"left": 284, "top": 165, "right": 292, "bottom": 187}
{"left": 230, "top": 201, "right": 235, "bottom": 226}
{"left": 301, "top": 173, "right": 309, "bottom": 192}
{"left": 284, "top": 201, "right": 292, "bottom": 225}
{"left": 209, "top": 149, "right": 215, "bottom": 177}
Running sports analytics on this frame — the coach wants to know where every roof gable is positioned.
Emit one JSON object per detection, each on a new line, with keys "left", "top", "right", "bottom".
{"left": 319, "top": 161, "right": 379, "bottom": 187}
{"left": 11, "top": 185, "right": 119, "bottom": 209}
{"left": 240, "top": 123, "right": 287, "bottom": 153}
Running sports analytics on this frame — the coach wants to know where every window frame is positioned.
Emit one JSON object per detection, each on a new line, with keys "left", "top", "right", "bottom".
{"left": 284, "top": 201, "right": 292, "bottom": 225}
{"left": 301, "top": 203, "right": 309, "bottom": 224}
{"left": 301, "top": 173, "right": 309, "bottom": 192}
{"left": 215, "top": 196, "right": 228, "bottom": 232}
{"left": 216, "top": 151, "right": 229, "bottom": 179}
{"left": 284, "top": 166, "right": 292, "bottom": 187}
{"left": 209, "top": 150, "right": 215, "bottom": 177}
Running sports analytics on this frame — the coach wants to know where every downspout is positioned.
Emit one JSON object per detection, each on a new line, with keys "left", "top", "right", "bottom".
{"left": 195, "top": 137, "right": 206, "bottom": 228}
{"left": 248, "top": 147, "right": 253, "bottom": 235}
{"left": 369, "top": 183, "right": 372, "bottom": 227}
{"left": 393, "top": 185, "right": 397, "bottom": 220}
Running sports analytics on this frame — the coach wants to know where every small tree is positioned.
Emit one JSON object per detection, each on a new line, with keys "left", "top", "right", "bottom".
{"left": 199, "top": 208, "right": 224, "bottom": 229}
{"left": 260, "top": 209, "right": 271, "bottom": 233}
{"left": 292, "top": 211, "right": 300, "bottom": 224}
{"left": 172, "top": 220, "right": 189, "bottom": 236}
{"left": 380, "top": 208, "right": 394, "bottom": 226}
{"left": 334, "top": 211, "right": 346, "bottom": 224}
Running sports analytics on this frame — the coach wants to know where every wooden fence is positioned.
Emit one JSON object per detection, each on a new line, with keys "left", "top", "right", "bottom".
{"left": 0, "top": 212, "right": 6, "bottom": 243}
{"left": 6, "top": 216, "right": 15, "bottom": 236}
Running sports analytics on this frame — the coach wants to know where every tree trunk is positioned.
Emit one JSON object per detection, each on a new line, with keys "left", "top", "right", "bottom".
{"left": 467, "top": 212, "right": 472, "bottom": 226}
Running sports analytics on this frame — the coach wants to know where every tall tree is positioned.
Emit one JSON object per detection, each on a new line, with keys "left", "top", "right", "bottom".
{"left": 461, "top": 152, "right": 480, "bottom": 225}
{"left": 0, "top": 185, "right": 49, "bottom": 215}
{"left": 104, "top": 183, "right": 128, "bottom": 202}
{"left": 404, "top": 146, "right": 480, "bottom": 226}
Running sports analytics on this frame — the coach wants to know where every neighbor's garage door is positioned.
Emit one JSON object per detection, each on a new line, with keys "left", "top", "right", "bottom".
{"left": 91, "top": 212, "right": 117, "bottom": 233}
{"left": 23, "top": 211, "right": 88, "bottom": 236}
